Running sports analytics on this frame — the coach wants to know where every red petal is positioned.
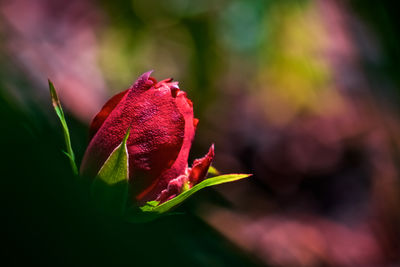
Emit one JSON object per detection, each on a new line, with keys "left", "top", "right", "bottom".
{"left": 135, "top": 86, "right": 196, "bottom": 202}
{"left": 80, "top": 71, "right": 184, "bottom": 187}
{"left": 88, "top": 71, "right": 155, "bottom": 140}
{"left": 127, "top": 85, "right": 185, "bottom": 199}
{"left": 132, "top": 70, "right": 154, "bottom": 91}
{"left": 155, "top": 175, "right": 188, "bottom": 203}
{"left": 88, "top": 89, "right": 128, "bottom": 140}
{"left": 188, "top": 144, "right": 215, "bottom": 185}
{"left": 193, "top": 118, "right": 199, "bottom": 129}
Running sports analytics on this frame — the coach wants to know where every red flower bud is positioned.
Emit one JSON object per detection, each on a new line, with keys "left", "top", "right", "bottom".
{"left": 80, "top": 71, "right": 214, "bottom": 204}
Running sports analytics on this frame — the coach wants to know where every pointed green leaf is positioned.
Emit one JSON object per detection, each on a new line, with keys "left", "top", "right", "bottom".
{"left": 90, "top": 129, "right": 130, "bottom": 215}
{"left": 48, "top": 80, "right": 78, "bottom": 175}
{"left": 138, "top": 173, "right": 251, "bottom": 215}
{"left": 207, "top": 165, "right": 220, "bottom": 176}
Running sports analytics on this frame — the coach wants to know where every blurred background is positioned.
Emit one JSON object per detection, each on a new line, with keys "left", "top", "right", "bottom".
{"left": 1, "top": 0, "right": 400, "bottom": 266}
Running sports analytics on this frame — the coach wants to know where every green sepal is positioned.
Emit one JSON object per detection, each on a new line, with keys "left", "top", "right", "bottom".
{"left": 125, "top": 173, "right": 251, "bottom": 222}
{"left": 90, "top": 128, "right": 130, "bottom": 216}
{"left": 48, "top": 80, "right": 78, "bottom": 175}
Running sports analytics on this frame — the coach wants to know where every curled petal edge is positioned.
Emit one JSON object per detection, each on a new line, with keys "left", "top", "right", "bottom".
{"left": 155, "top": 144, "right": 215, "bottom": 203}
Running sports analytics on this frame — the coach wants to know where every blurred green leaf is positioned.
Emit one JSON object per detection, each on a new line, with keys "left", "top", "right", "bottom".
{"left": 48, "top": 80, "right": 78, "bottom": 175}
{"left": 90, "top": 128, "right": 130, "bottom": 216}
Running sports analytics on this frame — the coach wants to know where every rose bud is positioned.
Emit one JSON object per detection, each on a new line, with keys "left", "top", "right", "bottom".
{"left": 80, "top": 71, "right": 215, "bottom": 204}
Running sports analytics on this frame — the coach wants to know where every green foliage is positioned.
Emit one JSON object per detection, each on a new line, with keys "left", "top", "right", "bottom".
{"left": 141, "top": 174, "right": 251, "bottom": 214}
{"left": 48, "top": 80, "right": 78, "bottom": 175}
{"left": 125, "top": 174, "right": 251, "bottom": 222}
{"left": 90, "top": 129, "right": 130, "bottom": 216}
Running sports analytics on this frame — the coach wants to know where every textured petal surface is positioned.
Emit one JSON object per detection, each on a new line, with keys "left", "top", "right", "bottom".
{"left": 88, "top": 89, "right": 128, "bottom": 140}
{"left": 127, "top": 84, "right": 185, "bottom": 198}
{"left": 153, "top": 145, "right": 215, "bottom": 204}
{"left": 80, "top": 71, "right": 210, "bottom": 204}
{"left": 155, "top": 175, "right": 188, "bottom": 203}
{"left": 135, "top": 90, "right": 197, "bottom": 202}
{"left": 80, "top": 71, "right": 185, "bottom": 196}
